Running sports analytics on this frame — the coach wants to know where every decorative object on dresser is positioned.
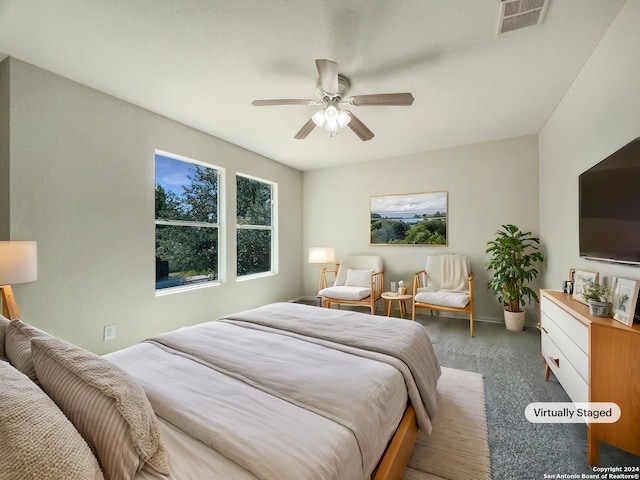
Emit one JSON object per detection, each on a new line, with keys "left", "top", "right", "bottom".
{"left": 580, "top": 281, "right": 611, "bottom": 317}
{"left": 0, "top": 241, "right": 38, "bottom": 320}
{"left": 572, "top": 269, "right": 599, "bottom": 305}
{"left": 540, "top": 289, "right": 640, "bottom": 466}
{"left": 412, "top": 254, "right": 474, "bottom": 336}
{"left": 610, "top": 277, "right": 640, "bottom": 327}
{"left": 485, "top": 224, "right": 544, "bottom": 331}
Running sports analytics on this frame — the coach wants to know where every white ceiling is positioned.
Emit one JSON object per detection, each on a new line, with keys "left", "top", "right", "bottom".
{"left": 0, "top": 0, "right": 628, "bottom": 171}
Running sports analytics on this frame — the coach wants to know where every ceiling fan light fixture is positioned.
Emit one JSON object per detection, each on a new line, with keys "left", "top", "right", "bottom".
{"left": 312, "top": 104, "right": 349, "bottom": 135}
{"left": 325, "top": 105, "right": 338, "bottom": 120}
{"left": 324, "top": 105, "right": 339, "bottom": 133}
{"left": 311, "top": 109, "right": 326, "bottom": 127}
{"left": 325, "top": 121, "right": 338, "bottom": 134}
{"left": 337, "top": 110, "right": 351, "bottom": 128}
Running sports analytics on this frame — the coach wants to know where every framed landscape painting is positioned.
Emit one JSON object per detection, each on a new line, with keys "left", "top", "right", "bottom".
{"left": 370, "top": 191, "right": 448, "bottom": 245}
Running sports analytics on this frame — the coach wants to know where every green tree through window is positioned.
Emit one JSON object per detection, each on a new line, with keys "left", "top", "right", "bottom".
{"left": 155, "top": 153, "right": 221, "bottom": 290}
{"left": 236, "top": 174, "right": 276, "bottom": 277}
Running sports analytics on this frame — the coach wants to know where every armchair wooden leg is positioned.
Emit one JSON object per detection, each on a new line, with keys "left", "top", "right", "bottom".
{"left": 469, "top": 313, "right": 474, "bottom": 338}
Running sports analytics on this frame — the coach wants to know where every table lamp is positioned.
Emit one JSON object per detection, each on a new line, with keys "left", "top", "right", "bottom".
{"left": 0, "top": 241, "right": 38, "bottom": 320}
{"left": 308, "top": 247, "right": 335, "bottom": 292}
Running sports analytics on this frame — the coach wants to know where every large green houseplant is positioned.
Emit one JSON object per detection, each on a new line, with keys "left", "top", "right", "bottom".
{"left": 486, "top": 224, "right": 544, "bottom": 330}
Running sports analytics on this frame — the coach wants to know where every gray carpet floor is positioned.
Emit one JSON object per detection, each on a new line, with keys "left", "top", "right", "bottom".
{"left": 412, "top": 312, "right": 640, "bottom": 479}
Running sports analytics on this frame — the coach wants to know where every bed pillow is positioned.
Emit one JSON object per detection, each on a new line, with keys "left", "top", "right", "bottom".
{"left": 0, "top": 315, "right": 10, "bottom": 361}
{"left": 4, "top": 319, "right": 50, "bottom": 380}
{"left": 31, "top": 336, "right": 171, "bottom": 480}
{"left": 344, "top": 268, "right": 373, "bottom": 288}
{"left": 0, "top": 360, "right": 104, "bottom": 480}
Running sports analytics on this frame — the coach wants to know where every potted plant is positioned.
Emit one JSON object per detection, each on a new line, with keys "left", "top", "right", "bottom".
{"left": 486, "top": 224, "right": 544, "bottom": 331}
{"left": 581, "top": 281, "right": 611, "bottom": 317}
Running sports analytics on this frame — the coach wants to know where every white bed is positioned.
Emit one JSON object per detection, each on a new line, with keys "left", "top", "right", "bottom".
{"left": 0, "top": 302, "right": 440, "bottom": 480}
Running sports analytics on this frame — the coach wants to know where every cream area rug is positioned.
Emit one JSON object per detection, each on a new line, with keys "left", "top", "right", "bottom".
{"left": 402, "top": 366, "right": 491, "bottom": 480}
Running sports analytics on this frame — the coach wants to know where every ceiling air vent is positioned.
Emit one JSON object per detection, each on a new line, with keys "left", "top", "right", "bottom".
{"left": 497, "top": 0, "right": 550, "bottom": 35}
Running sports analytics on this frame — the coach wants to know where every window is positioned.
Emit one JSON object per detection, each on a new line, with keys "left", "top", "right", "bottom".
{"left": 155, "top": 151, "right": 222, "bottom": 291}
{"left": 236, "top": 174, "right": 277, "bottom": 278}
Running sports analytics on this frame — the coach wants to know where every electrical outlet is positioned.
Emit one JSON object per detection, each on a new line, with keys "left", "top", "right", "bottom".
{"left": 103, "top": 324, "right": 116, "bottom": 341}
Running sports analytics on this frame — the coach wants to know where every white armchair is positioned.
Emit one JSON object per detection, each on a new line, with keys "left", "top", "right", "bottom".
{"left": 412, "top": 254, "right": 475, "bottom": 337}
{"left": 319, "top": 256, "right": 385, "bottom": 315}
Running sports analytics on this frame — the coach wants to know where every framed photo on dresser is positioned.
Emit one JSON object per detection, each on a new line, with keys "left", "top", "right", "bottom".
{"left": 611, "top": 277, "right": 639, "bottom": 326}
{"left": 572, "top": 270, "right": 599, "bottom": 305}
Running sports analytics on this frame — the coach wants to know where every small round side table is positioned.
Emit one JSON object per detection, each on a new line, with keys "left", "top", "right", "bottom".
{"left": 381, "top": 292, "right": 413, "bottom": 319}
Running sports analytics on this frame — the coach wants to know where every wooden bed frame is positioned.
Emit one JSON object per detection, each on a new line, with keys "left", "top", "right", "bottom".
{"left": 372, "top": 404, "right": 419, "bottom": 480}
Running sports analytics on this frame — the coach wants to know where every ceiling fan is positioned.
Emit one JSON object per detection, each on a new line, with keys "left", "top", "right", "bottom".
{"left": 251, "top": 59, "right": 414, "bottom": 141}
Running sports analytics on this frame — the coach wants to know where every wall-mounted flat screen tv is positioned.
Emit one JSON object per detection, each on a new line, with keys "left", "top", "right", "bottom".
{"left": 579, "top": 137, "right": 640, "bottom": 266}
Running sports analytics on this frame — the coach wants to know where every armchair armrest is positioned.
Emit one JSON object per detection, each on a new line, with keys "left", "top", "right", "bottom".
{"left": 370, "top": 270, "right": 385, "bottom": 300}
{"left": 413, "top": 270, "right": 427, "bottom": 295}
{"left": 318, "top": 263, "right": 340, "bottom": 290}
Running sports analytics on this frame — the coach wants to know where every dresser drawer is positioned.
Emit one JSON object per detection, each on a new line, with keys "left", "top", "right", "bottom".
{"left": 541, "top": 297, "right": 589, "bottom": 353}
{"left": 541, "top": 331, "right": 589, "bottom": 403}
{"left": 541, "top": 311, "right": 589, "bottom": 383}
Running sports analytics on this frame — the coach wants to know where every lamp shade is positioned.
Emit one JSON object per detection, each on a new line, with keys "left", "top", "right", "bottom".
{"left": 308, "top": 247, "right": 335, "bottom": 264}
{"left": 0, "top": 241, "right": 38, "bottom": 285}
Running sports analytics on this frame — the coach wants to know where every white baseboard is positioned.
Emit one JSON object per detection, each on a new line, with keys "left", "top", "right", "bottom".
{"left": 288, "top": 297, "right": 540, "bottom": 327}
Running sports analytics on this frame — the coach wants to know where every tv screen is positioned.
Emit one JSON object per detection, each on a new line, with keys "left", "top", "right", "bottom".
{"left": 579, "top": 137, "right": 640, "bottom": 266}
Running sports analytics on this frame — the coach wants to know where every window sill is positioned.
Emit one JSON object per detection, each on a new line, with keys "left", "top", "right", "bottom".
{"left": 236, "top": 271, "right": 277, "bottom": 282}
{"left": 155, "top": 280, "right": 221, "bottom": 297}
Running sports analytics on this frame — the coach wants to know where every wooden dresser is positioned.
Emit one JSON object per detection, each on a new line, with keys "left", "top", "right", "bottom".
{"left": 540, "top": 289, "right": 640, "bottom": 465}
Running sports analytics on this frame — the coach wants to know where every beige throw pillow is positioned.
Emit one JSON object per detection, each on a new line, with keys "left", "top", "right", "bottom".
{"left": 0, "top": 361, "right": 104, "bottom": 480}
{"left": 0, "top": 315, "right": 10, "bottom": 361}
{"left": 4, "top": 319, "right": 50, "bottom": 380}
{"left": 31, "top": 336, "right": 171, "bottom": 480}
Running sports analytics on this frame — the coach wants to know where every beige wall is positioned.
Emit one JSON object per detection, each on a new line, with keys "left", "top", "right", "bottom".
{"left": 303, "top": 135, "right": 541, "bottom": 324}
{"left": 5, "top": 58, "right": 303, "bottom": 354}
{"left": 0, "top": 60, "right": 9, "bottom": 238}
{"left": 539, "top": 0, "right": 640, "bottom": 291}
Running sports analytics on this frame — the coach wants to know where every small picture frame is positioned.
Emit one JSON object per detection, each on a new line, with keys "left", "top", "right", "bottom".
{"left": 611, "top": 277, "right": 639, "bottom": 327}
{"left": 573, "top": 270, "right": 599, "bottom": 305}
{"left": 562, "top": 268, "right": 577, "bottom": 294}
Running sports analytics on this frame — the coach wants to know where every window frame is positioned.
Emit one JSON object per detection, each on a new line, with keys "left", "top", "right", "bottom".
{"left": 235, "top": 172, "right": 278, "bottom": 280}
{"left": 154, "top": 150, "right": 225, "bottom": 295}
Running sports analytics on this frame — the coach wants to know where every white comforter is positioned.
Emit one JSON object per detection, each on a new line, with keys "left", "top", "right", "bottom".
{"left": 106, "top": 302, "right": 440, "bottom": 480}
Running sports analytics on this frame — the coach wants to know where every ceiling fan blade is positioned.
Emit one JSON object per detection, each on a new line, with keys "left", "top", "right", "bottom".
{"left": 252, "top": 99, "right": 315, "bottom": 106}
{"left": 346, "top": 111, "right": 374, "bottom": 141}
{"left": 348, "top": 93, "right": 414, "bottom": 107}
{"left": 294, "top": 119, "right": 316, "bottom": 139}
{"left": 315, "top": 59, "right": 339, "bottom": 96}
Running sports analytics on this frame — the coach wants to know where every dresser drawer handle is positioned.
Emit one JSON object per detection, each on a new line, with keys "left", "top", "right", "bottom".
{"left": 548, "top": 356, "right": 560, "bottom": 368}
{"left": 540, "top": 326, "right": 549, "bottom": 334}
